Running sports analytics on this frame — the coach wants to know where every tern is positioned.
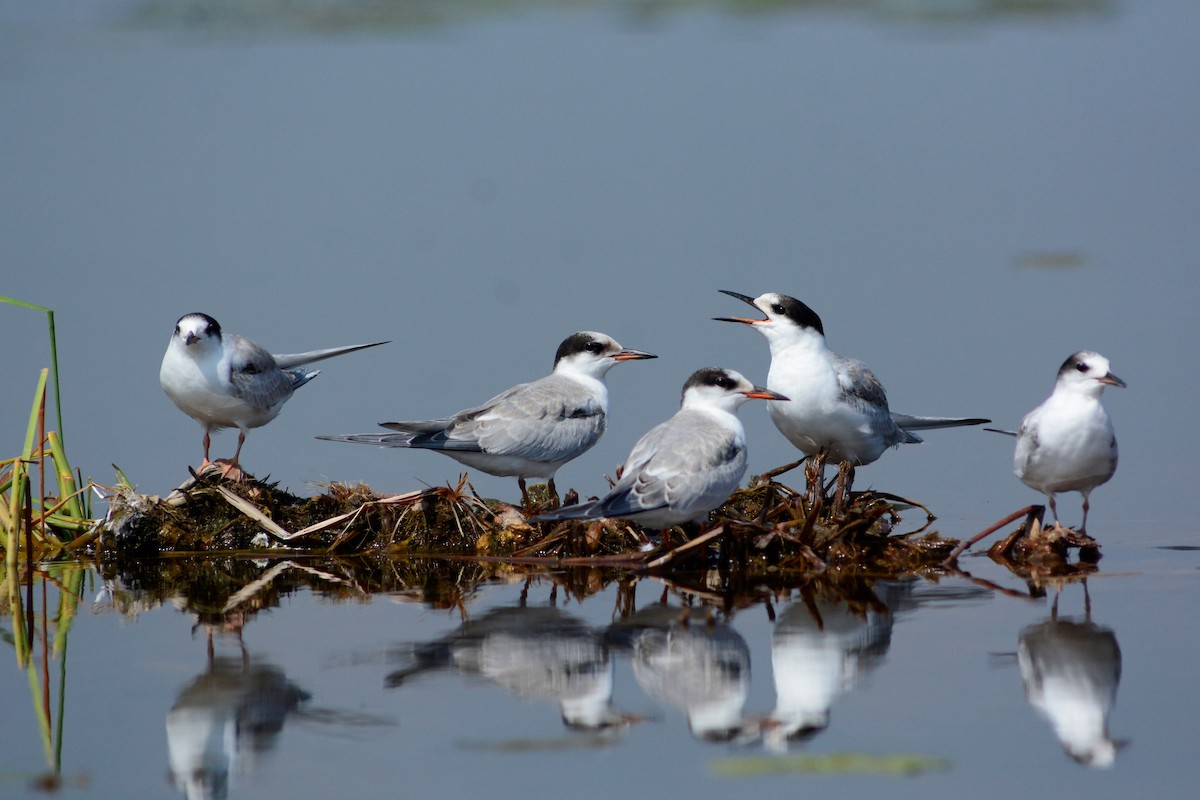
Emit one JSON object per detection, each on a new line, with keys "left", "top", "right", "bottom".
{"left": 1019, "top": 616, "right": 1123, "bottom": 768}
{"left": 715, "top": 290, "right": 988, "bottom": 490}
{"left": 159, "top": 312, "right": 388, "bottom": 479}
{"left": 317, "top": 331, "right": 655, "bottom": 505}
{"left": 385, "top": 606, "right": 635, "bottom": 733}
{"left": 995, "top": 351, "right": 1125, "bottom": 534}
{"left": 530, "top": 367, "right": 786, "bottom": 531}
{"left": 605, "top": 606, "right": 755, "bottom": 743}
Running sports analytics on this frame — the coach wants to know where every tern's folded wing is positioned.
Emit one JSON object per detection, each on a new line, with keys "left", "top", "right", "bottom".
{"left": 226, "top": 335, "right": 298, "bottom": 412}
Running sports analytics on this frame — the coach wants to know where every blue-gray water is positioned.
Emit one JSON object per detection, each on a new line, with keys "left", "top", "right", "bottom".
{"left": 5, "top": 548, "right": 1200, "bottom": 799}
{"left": 2, "top": 1, "right": 1199, "bottom": 797}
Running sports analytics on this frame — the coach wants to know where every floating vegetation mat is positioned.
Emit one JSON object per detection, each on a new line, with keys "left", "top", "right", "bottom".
{"left": 95, "top": 466, "right": 963, "bottom": 581}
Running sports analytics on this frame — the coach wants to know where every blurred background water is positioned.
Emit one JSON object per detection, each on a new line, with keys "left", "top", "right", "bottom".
{"left": 2, "top": 2, "right": 1199, "bottom": 796}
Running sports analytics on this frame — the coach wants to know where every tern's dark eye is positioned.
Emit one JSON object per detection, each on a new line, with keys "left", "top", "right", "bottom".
{"left": 714, "top": 376, "right": 733, "bottom": 389}
{"left": 585, "top": 340, "right": 604, "bottom": 353}
{"left": 1075, "top": 361, "right": 1089, "bottom": 373}
{"left": 770, "top": 303, "right": 785, "bottom": 315}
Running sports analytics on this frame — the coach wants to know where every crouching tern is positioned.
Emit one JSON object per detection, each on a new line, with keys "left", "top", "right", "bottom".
{"left": 996, "top": 351, "right": 1125, "bottom": 534}
{"left": 317, "top": 331, "right": 656, "bottom": 505}
{"left": 715, "top": 290, "right": 989, "bottom": 471}
{"left": 159, "top": 312, "right": 389, "bottom": 479}
{"left": 531, "top": 368, "right": 787, "bottom": 531}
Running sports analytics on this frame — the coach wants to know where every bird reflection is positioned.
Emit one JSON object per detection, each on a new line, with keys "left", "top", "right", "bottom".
{"left": 606, "top": 606, "right": 755, "bottom": 743}
{"left": 166, "top": 654, "right": 310, "bottom": 800}
{"left": 1018, "top": 600, "right": 1123, "bottom": 768}
{"left": 385, "top": 606, "right": 632, "bottom": 733}
{"left": 765, "top": 585, "right": 900, "bottom": 751}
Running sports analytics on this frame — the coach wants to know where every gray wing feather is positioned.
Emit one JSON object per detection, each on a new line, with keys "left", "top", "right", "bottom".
{"left": 1013, "top": 414, "right": 1039, "bottom": 474}
{"left": 226, "top": 335, "right": 301, "bottom": 412}
{"left": 370, "top": 374, "right": 605, "bottom": 461}
{"left": 272, "top": 340, "right": 389, "bottom": 370}
{"left": 832, "top": 354, "right": 891, "bottom": 412}
{"left": 599, "top": 411, "right": 745, "bottom": 518}
{"left": 831, "top": 353, "right": 912, "bottom": 445}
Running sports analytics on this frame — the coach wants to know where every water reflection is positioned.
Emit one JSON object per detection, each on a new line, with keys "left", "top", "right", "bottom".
{"left": 765, "top": 590, "right": 896, "bottom": 750}
{"left": 167, "top": 650, "right": 309, "bottom": 800}
{"left": 1017, "top": 589, "right": 1124, "bottom": 768}
{"left": 607, "top": 606, "right": 756, "bottom": 743}
{"left": 385, "top": 605, "right": 634, "bottom": 734}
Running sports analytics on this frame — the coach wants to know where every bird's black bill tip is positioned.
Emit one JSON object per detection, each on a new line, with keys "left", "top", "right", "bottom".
{"left": 744, "top": 388, "right": 789, "bottom": 402}
{"left": 717, "top": 289, "right": 757, "bottom": 305}
{"left": 615, "top": 349, "right": 658, "bottom": 361}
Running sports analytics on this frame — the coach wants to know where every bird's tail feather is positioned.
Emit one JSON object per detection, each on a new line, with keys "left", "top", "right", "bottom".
{"left": 315, "top": 432, "right": 419, "bottom": 447}
{"left": 273, "top": 340, "right": 389, "bottom": 370}
{"left": 891, "top": 413, "right": 990, "bottom": 431}
{"left": 288, "top": 368, "right": 321, "bottom": 391}
{"left": 530, "top": 500, "right": 602, "bottom": 524}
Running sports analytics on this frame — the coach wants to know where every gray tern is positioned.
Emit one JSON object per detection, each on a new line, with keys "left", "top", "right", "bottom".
{"left": 531, "top": 367, "right": 787, "bottom": 531}
{"left": 159, "top": 312, "right": 388, "bottom": 479}
{"left": 317, "top": 331, "right": 655, "bottom": 505}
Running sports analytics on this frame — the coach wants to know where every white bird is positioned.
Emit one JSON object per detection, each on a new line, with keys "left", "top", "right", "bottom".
{"left": 715, "top": 290, "right": 988, "bottom": 469}
{"left": 1019, "top": 617, "right": 1123, "bottom": 768}
{"left": 1005, "top": 351, "right": 1125, "bottom": 534}
{"left": 385, "top": 606, "right": 635, "bottom": 733}
{"left": 606, "top": 606, "right": 755, "bottom": 743}
{"left": 531, "top": 368, "right": 786, "bottom": 531}
{"left": 160, "top": 312, "right": 388, "bottom": 479}
{"left": 317, "top": 331, "right": 655, "bottom": 504}
{"left": 167, "top": 656, "right": 309, "bottom": 800}
{"left": 766, "top": 596, "right": 895, "bottom": 752}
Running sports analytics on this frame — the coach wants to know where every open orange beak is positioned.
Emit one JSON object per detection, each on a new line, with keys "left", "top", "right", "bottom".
{"left": 744, "top": 387, "right": 788, "bottom": 402}
{"left": 713, "top": 289, "right": 768, "bottom": 325}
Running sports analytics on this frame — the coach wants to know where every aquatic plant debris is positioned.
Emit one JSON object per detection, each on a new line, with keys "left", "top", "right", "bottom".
{"left": 95, "top": 464, "right": 967, "bottom": 576}
{"left": 709, "top": 751, "right": 952, "bottom": 777}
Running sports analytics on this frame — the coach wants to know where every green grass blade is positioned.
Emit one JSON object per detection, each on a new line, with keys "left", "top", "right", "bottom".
{"left": 46, "top": 433, "right": 82, "bottom": 522}
{"left": 2, "top": 297, "right": 69, "bottom": 456}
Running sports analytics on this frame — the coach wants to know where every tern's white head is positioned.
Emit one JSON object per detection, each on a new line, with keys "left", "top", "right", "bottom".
{"left": 714, "top": 290, "right": 826, "bottom": 350}
{"left": 170, "top": 312, "right": 224, "bottom": 355}
{"left": 551, "top": 331, "right": 657, "bottom": 380}
{"left": 679, "top": 367, "right": 788, "bottom": 413}
{"left": 1054, "top": 351, "right": 1127, "bottom": 397}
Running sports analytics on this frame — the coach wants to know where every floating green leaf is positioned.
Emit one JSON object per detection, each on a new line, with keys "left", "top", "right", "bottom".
{"left": 710, "top": 752, "right": 951, "bottom": 777}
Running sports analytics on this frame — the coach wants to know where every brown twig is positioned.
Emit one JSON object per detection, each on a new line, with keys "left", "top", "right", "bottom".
{"left": 942, "top": 505, "right": 1042, "bottom": 566}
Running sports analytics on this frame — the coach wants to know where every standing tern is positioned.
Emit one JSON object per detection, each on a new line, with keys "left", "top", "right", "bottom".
{"left": 530, "top": 368, "right": 787, "bottom": 531}
{"left": 714, "top": 290, "right": 988, "bottom": 478}
{"left": 317, "top": 331, "right": 655, "bottom": 505}
{"left": 998, "top": 351, "right": 1125, "bottom": 534}
{"left": 159, "top": 312, "right": 388, "bottom": 479}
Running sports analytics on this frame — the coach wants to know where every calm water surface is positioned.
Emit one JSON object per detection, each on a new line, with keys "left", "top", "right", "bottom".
{"left": 3, "top": 547, "right": 1199, "bottom": 799}
{"left": 2, "top": 1, "right": 1199, "bottom": 797}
